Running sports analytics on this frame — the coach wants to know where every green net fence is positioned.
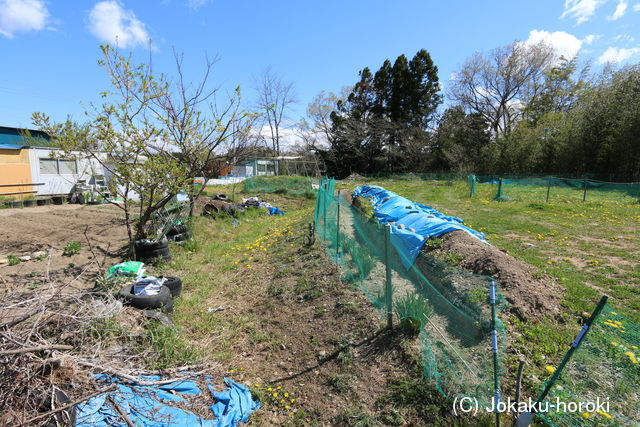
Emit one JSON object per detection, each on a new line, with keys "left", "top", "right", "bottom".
{"left": 314, "top": 177, "right": 507, "bottom": 410}
{"left": 471, "top": 176, "right": 640, "bottom": 204}
{"left": 242, "top": 176, "right": 317, "bottom": 196}
{"left": 536, "top": 301, "right": 639, "bottom": 425}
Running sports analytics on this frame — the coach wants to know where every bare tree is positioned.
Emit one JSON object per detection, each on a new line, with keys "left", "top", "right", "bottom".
{"left": 448, "top": 41, "right": 555, "bottom": 136}
{"left": 152, "top": 50, "right": 258, "bottom": 216}
{"left": 254, "top": 68, "right": 296, "bottom": 156}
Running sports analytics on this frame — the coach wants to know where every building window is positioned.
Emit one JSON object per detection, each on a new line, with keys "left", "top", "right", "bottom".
{"left": 39, "top": 158, "right": 58, "bottom": 174}
{"left": 257, "top": 164, "right": 266, "bottom": 172}
{"left": 59, "top": 160, "right": 78, "bottom": 174}
{"left": 39, "top": 158, "right": 78, "bottom": 175}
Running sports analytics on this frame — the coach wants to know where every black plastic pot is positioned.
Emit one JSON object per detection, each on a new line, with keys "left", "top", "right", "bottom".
{"left": 22, "top": 199, "right": 35, "bottom": 207}
{"left": 52, "top": 196, "right": 64, "bottom": 205}
{"left": 36, "top": 199, "right": 51, "bottom": 206}
{"left": 10, "top": 201, "right": 22, "bottom": 208}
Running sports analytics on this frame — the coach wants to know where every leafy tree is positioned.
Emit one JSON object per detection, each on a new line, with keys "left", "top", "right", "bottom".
{"left": 33, "top": 45, "right": 190, "bottom": 251}
{"left": 431, "top": 106, "right": 491, "bottom": 172}
{"left": 322, "top": 49, "right": 442, "bottom": 177}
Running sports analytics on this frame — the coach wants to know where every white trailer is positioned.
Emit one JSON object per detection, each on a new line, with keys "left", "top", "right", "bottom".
{"left": 27, "top": 148, "right": 106, "bottom": 197}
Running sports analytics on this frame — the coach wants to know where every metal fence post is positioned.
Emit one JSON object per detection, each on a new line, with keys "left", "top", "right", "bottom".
{"left": 545, "top": 178, "right": 551, "bottom": 203}
{"left": 336, "top": 190, "right": 341, "bottom": 263}
{"left": 469, "top": 175, "right": 476, "bottom": 198}
{"left": 582, "top": 179, "right": 588, "bottom": 202}
{"left": 515, "top": 295, "right": 608, "bottom": 426}
{"left": 323, "top": 182, "right": 327, "bottom": 241}
{"left": 384, "top": 224, "right": 393, "bottom": 328}
{"left": 490, "top": 280, "right": 501, "bottom": 427}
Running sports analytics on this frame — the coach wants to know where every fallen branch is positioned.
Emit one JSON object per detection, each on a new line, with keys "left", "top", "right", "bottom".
{"left": 23, "top": 384, "right": 116, "bottom": 425}
{"left": 0, "top": 307, "right": 45, "bottom": 330}
{"left": 77, "top": 359, "right": 208, "bottom": 386}
{"left": 0, "top": 344, "right": 73, "bottom": 356}
{"left": 107, "top": 395, "right": 135, "bottom": 427}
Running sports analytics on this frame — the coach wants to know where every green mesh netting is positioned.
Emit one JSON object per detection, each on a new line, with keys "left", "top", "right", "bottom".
{"left": 473, "top": 176, "right": 640, "bottom": 204}
{"left": 315, "top": 178, "right": 507, "bottom": 408}
{"left": 537, "top": 303, "right": 639, "bottom": 425}
{"left": 242, "top": 176, "right": 317, "bottom": 196}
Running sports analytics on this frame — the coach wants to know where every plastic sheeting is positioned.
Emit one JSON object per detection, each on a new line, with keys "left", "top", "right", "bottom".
{"left": 353, "top": 185, "right": 487, "bottom": 267}
{"left": 75, "top": 375, "right": 259, "bottom": 427}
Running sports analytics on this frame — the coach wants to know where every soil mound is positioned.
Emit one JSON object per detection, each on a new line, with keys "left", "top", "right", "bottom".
{"left": 343, "top": 173, "right": 365, "bottom": 181}
{"left": 439, "top": 231, "right": 563, "bottom": 320}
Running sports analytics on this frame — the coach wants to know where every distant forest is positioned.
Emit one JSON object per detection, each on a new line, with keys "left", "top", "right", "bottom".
{"left": 308, "top": 43, "right": 640, "bottom": 181}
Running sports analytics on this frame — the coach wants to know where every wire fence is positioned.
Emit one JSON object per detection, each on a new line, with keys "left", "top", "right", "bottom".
{"left": 314, "top": 177, "right": 506, "bottom": 414}
{"left": 470, "top": 176, "right": 640, "bottom": 204}
{"left": 314, "top": 177, "right": 640, "bottom": 426}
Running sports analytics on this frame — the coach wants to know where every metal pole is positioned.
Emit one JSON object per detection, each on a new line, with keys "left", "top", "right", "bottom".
{"left": 515, "top": 295, "right": 608, "bottom": 426}
{"left": 490, "top": 280, "right": 501, "bottom": 427}
{"left": 384, "top": 225, "right": 393, "bottom": 328}
{"left": 323, "top": 181, "right": 327, "bottom": 241}
{"left": 336, "top": 190, "right": 341, "bottom": 263}
{"left": 582, "top": 179, "right": 588, "bottom": 202}
{"left": 545, "top": 178, "right": 551, "bottom": 203}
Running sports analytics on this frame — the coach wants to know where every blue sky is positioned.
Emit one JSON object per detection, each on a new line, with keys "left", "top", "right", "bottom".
{"left": 1, "top": 0, "right": 639, "bottom": 130}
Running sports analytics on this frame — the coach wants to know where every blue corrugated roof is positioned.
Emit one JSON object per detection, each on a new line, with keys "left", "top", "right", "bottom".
{"left": 0, "top": 143, "right": 24, "bottom": 150}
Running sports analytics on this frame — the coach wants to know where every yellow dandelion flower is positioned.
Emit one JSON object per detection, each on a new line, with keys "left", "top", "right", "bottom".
{"left": 581, "top": 412, "right": 590, "bottom": 419}
{"left": 272, "top": 393, "right": 278, "bottom": 397}
{"left": 632, "top": 346, "right": 638, "bottom": 349}
{"left": 290, "top": 398, "right": 295, "bottom": 403}
{"left": 545, "top": 366, "right": 556, "bottom": 374}
{"left": 598, "top": 410, "right": 612, "bottom": 419}
{"left": 267, "top": 388, "right": 273, "bottom": 392}
{"left": 284, "top": 393, "right": 289, "bottom": 397}
{"left": 229, "top": 369, "right": 235, "bottom": 373}
{"left": 624, "top": 351, "right": 635, "bottom": 357}
{"left": 255, "top": 384, "right": 260, "bottom": 388}
{"left": 280, "top": 399, "right": 285, "bottom": 403}
{"left": 285, "top": 405, "right": 290, "bottom": 409}
{"left": 611, "top": 341, "right": 618, "bottom": 346}
{"left": 277, "top": 386, "right": 282, "bottom": 390}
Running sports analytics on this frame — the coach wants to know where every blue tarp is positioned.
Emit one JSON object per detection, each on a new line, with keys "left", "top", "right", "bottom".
{"left": 353, "top": 185, "right": 487, "bottom": 267}
{"left": 260, "top": 202, "right": 284, "bottom": 215}
{"left": 75, "top": 375, "right": 259, "bottom": 427}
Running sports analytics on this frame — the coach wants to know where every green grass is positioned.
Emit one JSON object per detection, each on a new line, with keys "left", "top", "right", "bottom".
{"left": 63, "top": 240, "right": 82, "bottom": 256}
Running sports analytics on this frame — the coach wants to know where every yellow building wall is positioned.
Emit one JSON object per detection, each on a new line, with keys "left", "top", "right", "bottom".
{"left": 0, "top": 148, "right": 34, "bottom": 199}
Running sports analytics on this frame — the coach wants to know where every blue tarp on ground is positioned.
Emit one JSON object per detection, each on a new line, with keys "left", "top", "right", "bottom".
{"left": 353, "top": 185, "right": 487, "bottom": 267}
{"left": 75, "top": 375, "right": 259, "bottom": 427}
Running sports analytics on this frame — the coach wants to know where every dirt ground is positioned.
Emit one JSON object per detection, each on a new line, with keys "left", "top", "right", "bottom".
{"left": 0, "top": 204, "right": 128, "bottom": 289}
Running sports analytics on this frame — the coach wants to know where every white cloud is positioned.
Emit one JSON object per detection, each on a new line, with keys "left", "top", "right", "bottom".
{"left": 583, "top": 34, "right": 600, "bottom": 44}
{"left": 607, "top": 0, "right": 628, "bottom": 20}
{"left": 524, "top": 30, "right": 583, "bottom": 60}
{"left": 187, "top": 0, "right": 211, "bottom": 9}
{"left": 0, "top": 0, "right": 50, "bottom": 38}
{"left": 597, "top": 46, "right": 640, "bottom": 63}
{"left": 633, "top": 3, "right": 640, "bottom": 10}
{"left": 613, "top": 33, "right": 634, "bottom": 43}
{"left": 88, "top": 1, "right": 149, "bottom": 48}
{"left": 561, "top": 0, "right": 604, "bottom": 24}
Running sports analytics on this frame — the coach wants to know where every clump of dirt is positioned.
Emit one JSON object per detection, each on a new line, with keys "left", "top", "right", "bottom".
{"left": 438, "top": 230, "right": 563, "bottom": 320}
{"left": 343, "top": 173, "right": 365, "bottom": 181}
